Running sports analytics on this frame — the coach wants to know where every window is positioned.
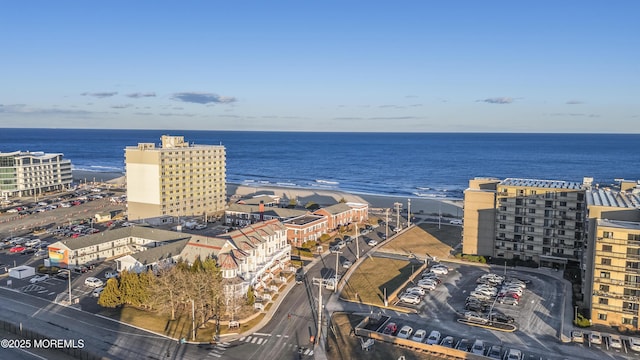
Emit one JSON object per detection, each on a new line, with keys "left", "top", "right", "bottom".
{"left": 499, "top": 224, "right": 506, "bottom": 229}
{"left": 598, "top": 313, "right": 607, "bottom": 320}
{"left": 629, "top": 234, "right": 640, "bottom": 241}
{"left": 529, "top": 199, "right": 537, "bottom": 204}
{"left": 598, "top": 298, "right": 609, "bottom": 305}
{"left": 602, "top": 245, "right": 612, "bottom": 252}
{"left": 528, "top": 208, "right": 536, "bottom": 214}
{"left": 600, "top": 271, "right": 610, "bottom": 278}
{"left": 603, "top": 231, "right": 614, "bottom": 239}
{"left": 601, "top": 258, "right": 611, "bottom": 266}
{"left": 599, "top": 285, "right": 609, "bottom": 292}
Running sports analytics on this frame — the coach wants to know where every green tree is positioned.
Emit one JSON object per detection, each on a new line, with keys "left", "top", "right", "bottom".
{"left": 246, "top": 286, "right": 256, "bottom": 306}
{"left": 191, "top": 256, "right": 204, "bottom": 272}
{"left": 119, "top": 270, "right": 143, "bottom": 306}
{"left": 137, "top": 270, "right": 155, "bottom": 309}
{"left": 98, "top": 278, "right": 122, "bottom": 308}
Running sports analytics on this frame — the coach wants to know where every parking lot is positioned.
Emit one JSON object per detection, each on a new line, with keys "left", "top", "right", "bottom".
{"left": 370, "top": 260, "right": 640, "bottom": 360}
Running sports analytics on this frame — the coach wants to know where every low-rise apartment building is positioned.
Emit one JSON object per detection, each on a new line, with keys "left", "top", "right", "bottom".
{"left": 313, "top": 202, "right": 369, "bottom": 230}
{"left": 283, "top": 214, "right": 328, "bottom": 247}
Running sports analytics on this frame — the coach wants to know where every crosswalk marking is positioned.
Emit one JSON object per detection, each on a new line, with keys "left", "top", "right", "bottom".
{"left": 251, "top": 337, "right": 258, "bottom": 344}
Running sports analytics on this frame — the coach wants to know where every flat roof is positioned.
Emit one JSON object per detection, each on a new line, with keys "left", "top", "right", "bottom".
{"left": 587, "top": 189, "right": 640, "bottom": 208}
{"left": 500, "top": 178, "right": 583, "bottom": 190}
{"left": 285, "top": 214, "right": 325, "bottom": 226}
{"left": 598, "top": 218, "right": 640, "bottom": 231}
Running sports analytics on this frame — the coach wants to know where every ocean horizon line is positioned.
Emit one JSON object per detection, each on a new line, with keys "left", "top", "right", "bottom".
{"left": 1, "top": 127, "right": 638, "bottom": 135}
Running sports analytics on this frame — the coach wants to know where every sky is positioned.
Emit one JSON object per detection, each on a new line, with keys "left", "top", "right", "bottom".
{"left": 0, "top": 1, "right": 638, "bottom": 133}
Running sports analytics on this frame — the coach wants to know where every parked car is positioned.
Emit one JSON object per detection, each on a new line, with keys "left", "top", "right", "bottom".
{"left": 440, "top": 336, "right": 454, "bottom": 348}
{"left": 571, "top": 330, "right": 584, "bottom": 343}
{"left": 430, "top": 267, "right": 448, "bottom": 275}
{"left": 329, "top": 245, "right": 341, "bottom": 253}
{"left": 417, "top": 280, "right": 436, "bottom": 291}
{"left": 30, "top": 274, "right": 50, "bottom": 283}
{"left": 487, "top": 344, "right": 502, "bottom": 359}
{"left": 490, "top": 313, "right": 515, "bottom": 324}
{"left": 609, "top": 335, "right": 622, "bottom": 349}
{"left": 589, "top": 331, "right": 602, "bottom": 345}
{"left": 504, "top": 348, "right": 523, "bottom": 360}
{"left": 426, "top": 330, "right": 441, "bottom": 345}
{"left": 399, "top": 293, "right": 421, "bottom": 304}
{"left": 411, "top": 329, "right": 427, "bottom": 343}
{"left": 21, "top": 248, "right": 37, "bottom": 255}
{"left": 55, "top": 271, "right": 70, "bottom": 280}
{"left": 471, "top": 339, "right": 485, "bottom": 355}
{"left": 456, "top": 338, "right": 472, "bottom": 352}
{"left": 92, "top": 287, "right": 104, "bottom": 298}
{"left": 449, "top": 219, "right": 463, "bottom": 225}
{"left": 465, "top": 302, "right": 487, "bottom": 313}
{"left": 24, "top": 239, "right": 41, "bottom": 247}
{"left": 464, "top": 311, "right": 489, "bottom": 324}
{"left": 104, "top": 271, "right": 119, "bottom": 279}
{"left": 9, "top": 245, "right": 25, "bottom": 253}
{"left": 405, "top": 286, "right": 426, "bottom": 296}
{"left": 84, "top": 277, "right": 104, "bottom": 287}
{"left": 629, "top": 337, "right": 640, "bottom": 352}
{"left": 367, "top": 239, "right": 378, "bottom": 246}
{"left": 382, "top": 322, "right": 398, "bottom": 335}
{"left": 336, "top": 240, "right": 346, "bottom": 249}
{"left": 499, "top": 296, "right": 519, "bottom": 306}
{"left": 342, "top": 260, "right": 352, "bottom": 269}
{"left": 397, "top": 325, "right": 413, "bottom": 339}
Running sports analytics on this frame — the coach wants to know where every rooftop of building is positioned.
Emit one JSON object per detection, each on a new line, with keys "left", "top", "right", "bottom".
{"left": 500, "top": 178, "right": 583, "bottom": 190}
{"left": 130, "top": 239, "right": 190, "bottom": 265}
{"left": 54, "top": 226, "right": 190, "bottom": 251}
{"left": 284, "top": 214, "right": 326, "bottom": 226}
{"left": 0, "top": 150, "right": 66, "bottom": 160}
{"left": 226, "top": 203, "right": 307, "bottom": 218}
{"left": 597, "top": 218, "right": 640, "bottom": 230}
{"left": 587, "top": 188, "right": 640, "bottom": 208}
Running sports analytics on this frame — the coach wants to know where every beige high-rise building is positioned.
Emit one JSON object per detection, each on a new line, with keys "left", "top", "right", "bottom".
{"left": 125, "top": 135, "right": 226, "bottom": 222}
{"left": 463, "top": 177, "right": 587, "bottom": 268}
{"left": 462, "top": 178, "right": 500, "bottom": 257}
{"left": 585, "top": 187, "right": 640, "bottom": 329}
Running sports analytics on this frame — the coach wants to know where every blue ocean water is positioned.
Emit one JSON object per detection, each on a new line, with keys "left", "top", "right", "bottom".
{"left": 1, "top": 129, "right": 638, "bottom": 200}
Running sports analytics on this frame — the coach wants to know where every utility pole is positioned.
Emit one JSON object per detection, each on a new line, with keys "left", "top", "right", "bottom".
{"left": 407, "top": 199, "right": 411, "bottom": 227}
{"left": 394, "top": 202, "right": 402, "bottom": 231}
{"left": 385, "top": 208, "right": 389, "bottom": 241}
{"left": 334, "top": 250, "right": 342, "bottom": 293}
{"left": 355, "top": 225, "right": 360, "bottom": 260}
{"left": 311, "top": 278, "right": 324, "bottom": 348}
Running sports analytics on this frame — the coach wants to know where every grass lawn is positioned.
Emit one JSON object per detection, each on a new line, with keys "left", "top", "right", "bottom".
{"left": 100, "top": 305, "right": 265, "bottom": 342}
{"left": 340, "top": 257, "right": 415, "bottom": 305}
{"left": 379, "top": 223, "right": 460, "bottom": 259}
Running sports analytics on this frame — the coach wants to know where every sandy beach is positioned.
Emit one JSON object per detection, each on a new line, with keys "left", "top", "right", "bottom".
{"left": 72, "top": 170, "right": 462, "bottom": 217}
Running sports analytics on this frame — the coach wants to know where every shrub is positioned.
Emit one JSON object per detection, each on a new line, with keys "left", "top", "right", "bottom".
{"left": 574, "top": 313, "right": 591, "bottom": 328}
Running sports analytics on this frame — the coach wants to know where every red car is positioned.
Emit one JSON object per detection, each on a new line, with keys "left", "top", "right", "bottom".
{"left": 10, "top": 246, "right": 26, "bottom": 253}
{"left": 499, "top": 292, "right": 521, "bottom": 300}
{"left": 382, "top": 322, "right": 398, "bottom": 335}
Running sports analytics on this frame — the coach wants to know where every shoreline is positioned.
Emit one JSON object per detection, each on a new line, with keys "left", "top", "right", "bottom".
{"left": 71, "top": 170, "right": 463, "bottom": 216}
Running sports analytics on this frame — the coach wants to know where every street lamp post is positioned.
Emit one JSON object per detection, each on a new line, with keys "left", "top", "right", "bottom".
{"left": 61, "top": 269, "right": 72, "bottom": 304}
{"left": 355, "top": 226, "right": 360, "bottom": 260}
{"left": 334, "top": 251, "right": 342, "bottom": 293}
